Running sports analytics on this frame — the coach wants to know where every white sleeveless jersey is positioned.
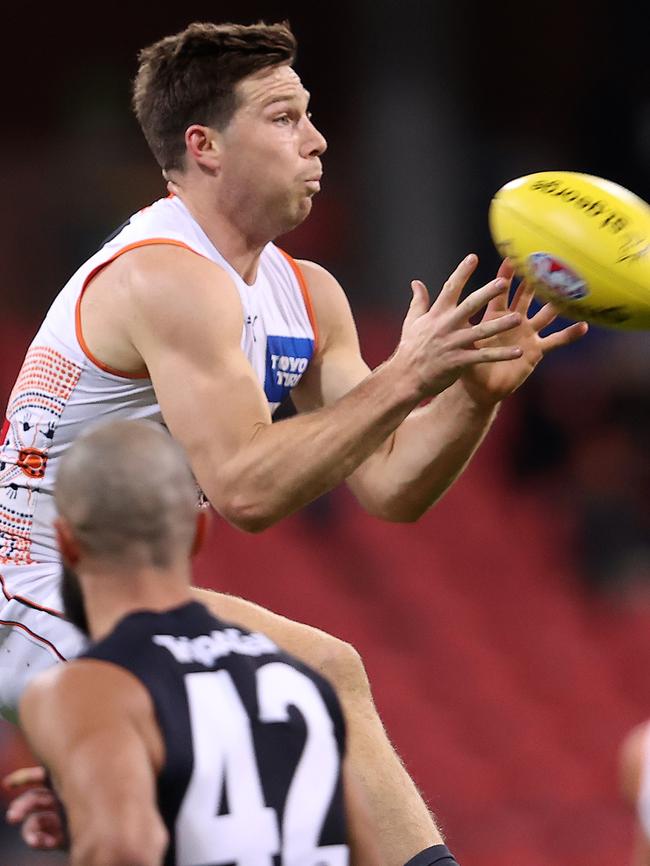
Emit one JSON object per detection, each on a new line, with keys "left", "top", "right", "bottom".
{"left": 0, "top": 195, "right": 317, "bottom": 571}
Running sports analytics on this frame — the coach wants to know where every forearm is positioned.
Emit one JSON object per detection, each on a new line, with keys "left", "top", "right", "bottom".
{"left": 203, "top": 359, "right": 421, "bottom": 531}
{"left": 348, "top": 380, "right": 498, "bottom": 521}
{"left": 69, "top": 808, "right": 166, "bottom": 866}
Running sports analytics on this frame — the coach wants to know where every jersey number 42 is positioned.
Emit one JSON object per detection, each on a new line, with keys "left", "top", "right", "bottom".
{"left": 176, "top": 661, "right": 348, "bottom": 866}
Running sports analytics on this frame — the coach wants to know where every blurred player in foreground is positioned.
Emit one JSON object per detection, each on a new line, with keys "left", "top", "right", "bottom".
{"left": 620, "top": 721, "right": 650, "bottom": 864}
{"left": 15, "top": 419, "right": 391, "bottom": 866}
{"left": 0, "top": 20, "right": 585, "bottom": 866}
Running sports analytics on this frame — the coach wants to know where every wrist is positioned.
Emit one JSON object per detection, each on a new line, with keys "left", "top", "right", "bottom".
{"left": 382, "top": 350, "right": 430, "bottom": 406}
{"left": 455, "top": 376, "right": 502, "bottom": 413}
{"left": 403, "top": 844, "right": 460, "bottom": 866}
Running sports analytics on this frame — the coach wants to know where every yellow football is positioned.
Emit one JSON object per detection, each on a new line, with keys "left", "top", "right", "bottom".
{"left": 488, "top": 171, "right": 650, "bottom": 329}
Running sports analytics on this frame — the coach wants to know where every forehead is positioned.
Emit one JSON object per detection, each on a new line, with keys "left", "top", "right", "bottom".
{"left": 236, "top": 64, "right": 307, "bottom": 108}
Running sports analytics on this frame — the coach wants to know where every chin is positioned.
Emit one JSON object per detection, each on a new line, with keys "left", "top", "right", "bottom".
{"left": 270, "top": 194, "right": 313, "bottom": 238}
{"left": 289, "top": 197, "right": 313, "bottom": 229}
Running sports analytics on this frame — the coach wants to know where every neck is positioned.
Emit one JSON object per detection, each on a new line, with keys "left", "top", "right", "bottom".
{"left": 80, "top": 562, "right": 194, "bottom": 642}
{"left": 171, "top": 181, "right": 273, "bottom": 286}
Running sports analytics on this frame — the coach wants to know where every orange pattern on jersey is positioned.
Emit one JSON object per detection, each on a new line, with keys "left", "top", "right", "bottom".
{"left": 1, "top": 346, "right": 83, "bottom": 565}
{"left": 8, "top": 346, "right": 82, "bottom": 409}
{"left": 16, "top": 448, "right": 47, "bottom": 479}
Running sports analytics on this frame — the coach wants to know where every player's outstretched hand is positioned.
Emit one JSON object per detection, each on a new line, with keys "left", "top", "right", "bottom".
{"left": 460, "top": 258, "right": 588, "bottom": 405}
{"left": 395, "top": 253, "right": 524, "bottom": 399}
{"left": 3, "top": 765, "right": 67, "bottom": 850}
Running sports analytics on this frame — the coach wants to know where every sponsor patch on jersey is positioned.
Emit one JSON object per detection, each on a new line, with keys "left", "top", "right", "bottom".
{"left": 264, "top": 335, "right": 314, "bottom": 404}
{"left": 153, "top": 629, "right": 279, "bottom": 665}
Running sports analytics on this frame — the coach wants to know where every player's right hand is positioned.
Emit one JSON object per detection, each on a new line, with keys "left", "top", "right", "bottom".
{"left": 395, "top": 253, "right": 523, "bottom": 398}
{"left": 3, "top": 765, "right": 67, "bottom": 850}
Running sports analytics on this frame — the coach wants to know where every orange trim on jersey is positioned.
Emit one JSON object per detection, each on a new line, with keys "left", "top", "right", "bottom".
{"left": 0, "top": 571, "right": 66, "bottom": 619}
{"left": 0, "top": 619, "right": 67, "bottom": 661}
{"left": 75, "top": 238, "right": 206, "bottom": 379}
{"left": 277, "top": 249, "right": 320, "bottom": 353}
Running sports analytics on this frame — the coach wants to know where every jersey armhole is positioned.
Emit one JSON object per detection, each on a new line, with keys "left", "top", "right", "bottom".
{"left": 276, "top": 249, "right": 320, "bottom": 354}
{"left": 75, "top": 238, "right": 208, "bottom": 379}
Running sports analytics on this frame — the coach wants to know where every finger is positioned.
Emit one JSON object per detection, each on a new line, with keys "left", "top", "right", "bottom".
{"left": 540, "top": 321, "right": 588, "bottom": 352}
{"left": 434, "top": 254, "right": 479, "bottom": 311}
{"left": 451, "top": 312, "right": 522, "bottom": 347}
{"left": 6, "top": 789, "right": 58, "bottom": 822}
{"left": 22, "top": 813, "right": 65, "bottom": 850}
{"left": 452, "top": 277, "right": 509, "bottom": 322}
{"left": 465, "top": 345, "right": 524, "bottom": 364}
{"left": 530, "top": 302, "right": 558, "bottom": 332}
{"left": 3, "top": 766, "right": 47, "bottom": 789}
{"left": 403, "top": 279, "right": 430, "bottom": 328}
{"left": 489, "top": 259, "right": 516, "bottom": 313}
{"left": 496, "top": 257, "right": 515, "bottom": 281}
{"left": 511, "top": 279, "right": 535, "bottom": 314}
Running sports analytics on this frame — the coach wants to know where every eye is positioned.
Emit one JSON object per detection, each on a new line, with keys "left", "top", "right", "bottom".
{"left": 273, "top": 114, "right": 292, "bottom": 125}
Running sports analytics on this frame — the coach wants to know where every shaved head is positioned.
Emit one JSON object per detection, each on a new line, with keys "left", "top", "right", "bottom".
{"left": 55, "top": 420, "right": 199, "bottom": 567}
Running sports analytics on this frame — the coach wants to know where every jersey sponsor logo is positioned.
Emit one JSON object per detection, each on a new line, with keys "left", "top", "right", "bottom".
{"left": 264, "top": 335, "right": 314, "bottom": 404}
{"left": 153, "top": 628, "right": 279, "bottom": 666}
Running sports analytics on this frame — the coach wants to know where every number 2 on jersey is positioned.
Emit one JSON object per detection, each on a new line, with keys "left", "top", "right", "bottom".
{"left": 176, "top": 662, "right": 348, "bottom": 866}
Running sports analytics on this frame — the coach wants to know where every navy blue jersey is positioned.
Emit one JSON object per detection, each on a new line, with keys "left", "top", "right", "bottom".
{"left": 80, "top": 601, "right": 348, "bottom": 866}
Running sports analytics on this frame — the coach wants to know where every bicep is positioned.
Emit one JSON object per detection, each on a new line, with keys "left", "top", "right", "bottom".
{"left": 128, "top": 250, "right": 273, "bottom": 500}
{"left": 146, "top": 329, "right": 271, "bottom": 475}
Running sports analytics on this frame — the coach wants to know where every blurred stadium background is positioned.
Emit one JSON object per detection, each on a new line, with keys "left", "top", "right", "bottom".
{"left": 1, "top": 2, "right": 649, "bottom": 864}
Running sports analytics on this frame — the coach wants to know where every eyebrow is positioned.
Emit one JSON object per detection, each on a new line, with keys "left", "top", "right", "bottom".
{"left": 262, "top": 90, "right": 311, "bottom": 108}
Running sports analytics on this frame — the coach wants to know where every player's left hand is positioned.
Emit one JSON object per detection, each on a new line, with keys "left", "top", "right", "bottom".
{"left": 460, "top": 258, "right": 588, "bottom": 405}
{"left": 3, "top": 765, "right": 67, "bottom": 850}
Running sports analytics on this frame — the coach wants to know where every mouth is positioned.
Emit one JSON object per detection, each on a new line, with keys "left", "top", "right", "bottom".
{"left": 303, "top": 170, "right": 322, "bottom": 192}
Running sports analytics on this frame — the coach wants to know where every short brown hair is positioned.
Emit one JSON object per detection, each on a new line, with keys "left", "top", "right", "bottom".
{"left": 133, "top": 21, "right": 297, "bottom": 172}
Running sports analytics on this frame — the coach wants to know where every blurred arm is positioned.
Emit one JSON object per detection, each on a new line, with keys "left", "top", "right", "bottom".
{"left": 19, "top": 660, "right": 167, "bottom": 866}
{"left": 619, "top": 722, "right": 650, "bottom": 866}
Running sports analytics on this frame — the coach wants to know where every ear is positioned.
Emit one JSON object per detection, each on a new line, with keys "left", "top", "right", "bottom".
{"left": 54, "top": 517, "right": 81, "bottom": 566}
{"left": 191, "top": 509, "right": 211, "bottom": 558}
{"left": 184, "top": 124, "right": 221, "bottom": 171}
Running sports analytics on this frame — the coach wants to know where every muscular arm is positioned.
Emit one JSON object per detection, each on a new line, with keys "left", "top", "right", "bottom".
{"left": 344, "top": 758, "right": 384, "bottom": 866}
{"left": 294, "top": 259, "right": 585, "bottom": 521}
{"left": 19, "top": 661, "right": 167, "bottom": 866}
{"left": 294, "top": 261, "right": 499, "bottom": 521}
{"left": 127, "top": 246, "right": 521, "bottom": 530}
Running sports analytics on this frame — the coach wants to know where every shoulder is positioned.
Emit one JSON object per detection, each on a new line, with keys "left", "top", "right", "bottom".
{"left": 294, "top": 259, "right": 359, "bottom": 353}
{"left": 120, "top": 243, "right": 238, "bottom": 304}
{"left": 295, "top": 259, "right": 346, "bottom": 298}
{"left": 97, "top": 241, "right": 237, "bottom": 311}
{"left": 619, "top": 720, "right": 650, "bottom": 805}
{"left": 104, "top": 243, "right": 244, "bottom": 349}
{"left": 20, "top": 658, "right": 152, "bottom": 736}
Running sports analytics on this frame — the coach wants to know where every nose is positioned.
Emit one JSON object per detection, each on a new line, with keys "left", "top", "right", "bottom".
{"left": 302, "top": 116, "right": 327, "bottom": 158}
